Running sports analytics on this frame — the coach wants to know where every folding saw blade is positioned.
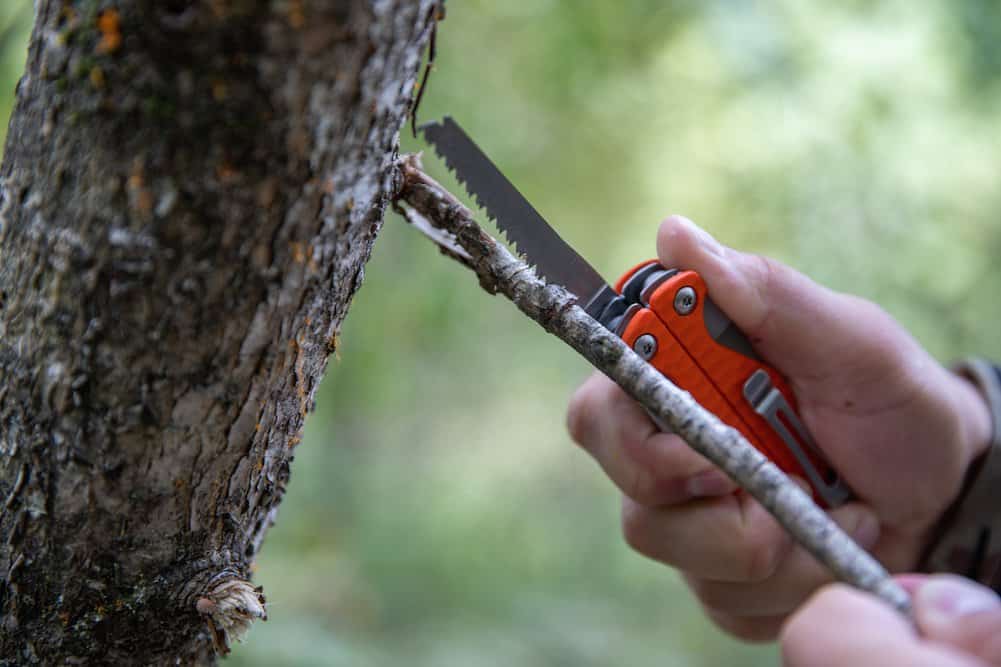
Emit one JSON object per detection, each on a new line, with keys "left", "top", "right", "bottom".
{"left": 420, "top": 116, "right": 610, "bottom": 307}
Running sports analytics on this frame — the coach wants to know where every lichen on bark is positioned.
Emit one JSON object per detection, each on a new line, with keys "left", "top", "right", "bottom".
{"left": 0, "top": 1, "right": 436, "bottom": 663}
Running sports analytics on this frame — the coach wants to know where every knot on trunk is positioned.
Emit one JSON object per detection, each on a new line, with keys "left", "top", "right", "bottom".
{"left": 194, "top": 575, "right": 267, "bottom": 656}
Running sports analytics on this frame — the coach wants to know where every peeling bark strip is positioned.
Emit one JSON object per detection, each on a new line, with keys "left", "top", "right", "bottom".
{"left": 0, "top": 1, "right": 435, "bottom": 663}
{"left": 397, "top": 156, "right": 913, "bottom": 617}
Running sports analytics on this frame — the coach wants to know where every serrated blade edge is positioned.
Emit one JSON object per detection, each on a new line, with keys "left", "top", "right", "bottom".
{"left": 420, "top": 116, "right": 609, "bottom": 305}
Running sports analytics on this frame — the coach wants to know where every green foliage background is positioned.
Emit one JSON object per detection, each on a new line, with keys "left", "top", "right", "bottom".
{"left": 3, "top": 2, "right": 1000, "bottom": 665}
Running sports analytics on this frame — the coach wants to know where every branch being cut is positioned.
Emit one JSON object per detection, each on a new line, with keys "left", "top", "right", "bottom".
{"left": 395, "top": 154, "right": 912, "bottom": 615}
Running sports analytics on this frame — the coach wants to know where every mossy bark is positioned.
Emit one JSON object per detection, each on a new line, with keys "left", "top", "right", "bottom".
{"left": 0, "top": 1, "right": 435, "bottom": 663}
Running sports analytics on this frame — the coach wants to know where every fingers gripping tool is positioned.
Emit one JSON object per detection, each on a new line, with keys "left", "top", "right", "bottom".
{"left": 421, "top": 116, "right": 852, "bottom": 508}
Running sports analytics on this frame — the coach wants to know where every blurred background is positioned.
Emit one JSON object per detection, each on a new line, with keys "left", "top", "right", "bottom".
{"left": 3, "top": 1, "right": 1001, "bottom": 665}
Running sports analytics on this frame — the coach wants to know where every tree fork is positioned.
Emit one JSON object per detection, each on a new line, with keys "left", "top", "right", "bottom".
{"left": 0, "top": 1, "right": 437, "bottom": 663}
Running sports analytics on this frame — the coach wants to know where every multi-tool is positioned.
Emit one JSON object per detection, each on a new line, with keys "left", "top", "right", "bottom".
{"left": 421, "top": 116, "right": 851, "bottom": 508}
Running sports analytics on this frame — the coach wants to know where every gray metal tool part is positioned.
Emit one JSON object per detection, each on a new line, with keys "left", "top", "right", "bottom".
{"left": 743, "top": 370, "right": 852, "bottom": 507}
{"left": 421, "top": 117, "right": 610, "bottom": 308}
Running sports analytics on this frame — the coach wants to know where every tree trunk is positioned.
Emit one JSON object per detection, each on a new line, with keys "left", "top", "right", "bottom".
{"left": 0, "top": 1, "right": 435, "bottom": 663}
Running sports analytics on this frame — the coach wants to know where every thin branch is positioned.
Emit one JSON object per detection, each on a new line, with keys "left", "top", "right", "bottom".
{"left": 395, "top": 153, "right": 912, "bottom": 616}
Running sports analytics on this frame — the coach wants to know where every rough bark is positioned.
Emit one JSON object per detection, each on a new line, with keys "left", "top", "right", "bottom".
{"left": 397, "top": 157, "right": 913, "bottom": 617}
{"left": 0, "top": 1, "right": 436, "bottom": 664}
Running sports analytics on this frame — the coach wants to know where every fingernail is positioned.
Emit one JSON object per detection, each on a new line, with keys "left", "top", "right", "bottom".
{"left": 686, "top": 471, "right": 736, "bottom": 498}
{"left": 917, "top": 575, "right": 1001, "bottom": 622}
{"left": 851, "top": 512, "right": 881, "bottom": 550}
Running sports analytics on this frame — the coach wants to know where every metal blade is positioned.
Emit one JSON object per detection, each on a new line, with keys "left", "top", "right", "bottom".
{"left": 421, "top": 116, "right": 610, "bottom": 305}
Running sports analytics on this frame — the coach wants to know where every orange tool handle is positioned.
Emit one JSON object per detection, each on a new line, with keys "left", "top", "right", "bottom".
{"left": 610, "top": 260, "right": 851, "bottom": 508}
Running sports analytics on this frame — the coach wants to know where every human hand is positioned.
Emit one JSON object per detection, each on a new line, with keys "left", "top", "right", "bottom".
{"left": 566, "top": 215, "right": 992, "bottom": 640}
{"left": 782, "top": 575, "right": 1001, "bottom": 666}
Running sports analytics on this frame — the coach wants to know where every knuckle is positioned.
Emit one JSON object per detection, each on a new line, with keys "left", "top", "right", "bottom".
{"left": 687, "top": 578, "right": 734, "bottom": 615}
{"left": 615, "top": 427, "right": 655, "bottom": 493}
{"left": 620, "top": 500, "right": 656, "bottom": 557}
{"left": 741, "top": 532, "right": 785, "bottom": 583}
{"left": 566, "top": 385, "right": 599, "bottom": 447}
{"left": 749, "top": 252, "right": 780, "bottom": 290}
{"left": 564, "top": 400, "right": 589, "bottom": 447}
{"left": 748, "top": 253, "right": 779, "bottom": 324}
{"left": 619, "top": 455, "right": 687, "bottom": 507}
{"left": 621, "top": 464, "right": 659, "bottom": 507}
{"left": 706, "top": 608, "right": 781, "bottom": 643}
{"left": 613, "top": 409, "right": 654, "bottom": 458}
{"left": 566, "top": 374, "right": 622, "bottom": 448}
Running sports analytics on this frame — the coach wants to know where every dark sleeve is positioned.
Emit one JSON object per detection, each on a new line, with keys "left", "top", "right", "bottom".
{"left": 919, "top": 359, "right": 1001, "bottom": 593}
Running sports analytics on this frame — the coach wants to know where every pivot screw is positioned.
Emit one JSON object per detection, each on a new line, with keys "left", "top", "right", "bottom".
{"left": 633, "top": 334, "right": 657, "bottom": 360}
{"left": 674, "top": 286, "right": 697, "bottom": 315}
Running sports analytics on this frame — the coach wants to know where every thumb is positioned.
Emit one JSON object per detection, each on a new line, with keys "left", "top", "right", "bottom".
{"left": 655, "top": 215, "right": 916, "bottom": 381}
{"left": 913, "top": 574, "right": 1001, "bottom": 663}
